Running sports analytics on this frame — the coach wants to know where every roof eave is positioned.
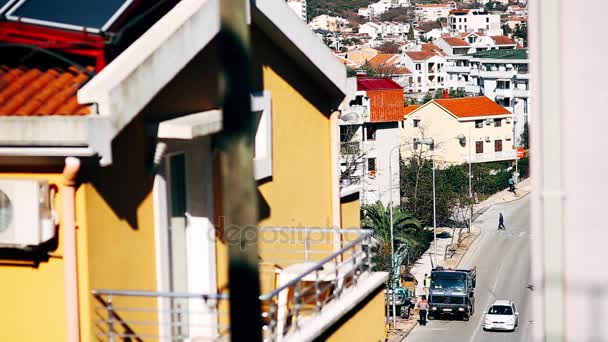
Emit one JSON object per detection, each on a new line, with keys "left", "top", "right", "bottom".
{"left": 253, "top": 0, "right": 348, "bottom": 101}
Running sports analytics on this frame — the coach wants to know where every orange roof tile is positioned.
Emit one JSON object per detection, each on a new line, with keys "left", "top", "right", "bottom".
{"left": 403, "top": 105, "right": 420, "bottom": 116}
{"left": 442, "top": 37, "right": 470, "bottom": 47}
{"left": 434, "top": 96, "right": 511, "bottom": 118}
{"left": 490, "top": 36, "right": 516, "bottom": 45}
{"left": 368, "top": 54, "right": 398, "bottom": 67}
{"left": 0, "top": 65, "right": 93, "bottom": 116}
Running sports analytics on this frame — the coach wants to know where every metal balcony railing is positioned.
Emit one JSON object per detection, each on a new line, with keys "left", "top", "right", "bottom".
{"left": 93, "top": 229, "right": 375, "bottom": 342}
{"left": 340, "top": 141, "right": 361, "bottom": 155}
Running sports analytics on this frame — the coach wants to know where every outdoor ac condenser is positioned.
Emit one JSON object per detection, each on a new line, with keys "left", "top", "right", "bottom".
{"left": 0, "top": 180, "right": 55, "bottom": 249}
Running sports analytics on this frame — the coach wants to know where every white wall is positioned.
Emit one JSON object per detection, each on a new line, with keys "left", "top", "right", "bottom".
{"left": 530, "top": 0, "right": 608, "bottom": 340}
{"left": 361, "top": 122, "right": 401, "bottom": 207}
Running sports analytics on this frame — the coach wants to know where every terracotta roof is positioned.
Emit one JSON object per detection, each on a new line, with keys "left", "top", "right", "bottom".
{"left": 368, "top": 54, "right": 399, "bottom": 67}
{"left": 404, "top": 44, "right": 445, "bottom": 60}
{"left": 434, "top": 96, "right": 511, "bottom": 118}
{"left": 490, "top": 36, "right": 516, "bottom": 45}
{"left": 450, "top": 9, "right": 469, "bottom": 15}
{"left": 0, "top": 65, "right": 93, "bottom": 116}
{"left": 357, "top": 77, "right": 402, "bottom": 91}
{"left": 403, "top": 105, "right": 420, "bottom": 116}
{"left": 442, "top": 37, "right": 470, "bottom": 47}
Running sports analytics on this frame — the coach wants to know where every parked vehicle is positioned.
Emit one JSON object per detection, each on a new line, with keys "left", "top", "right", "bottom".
{"left": 385, "top": 287, "right": 412, "bottom": 319}
{"left": 483, "top": 300, "right": 519, "bottom": 331}
{"left": 428, "top": 266, "right": 477, "bottom": 320}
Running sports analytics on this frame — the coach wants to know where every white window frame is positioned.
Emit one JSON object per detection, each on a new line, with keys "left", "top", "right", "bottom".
{"left": 251, "top": 91, "right": 273, "bottom": 180}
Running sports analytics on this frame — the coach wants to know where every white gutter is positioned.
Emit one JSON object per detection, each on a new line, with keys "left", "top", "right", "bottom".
{"left": 62, "top": 157, "right": 81, "bottom": 342}
{"left": 330, "top": 110, "right": 342, "bottom": 252}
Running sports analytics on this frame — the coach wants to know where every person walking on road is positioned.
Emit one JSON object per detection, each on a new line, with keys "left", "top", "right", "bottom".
{"left": 417, "top": 295, "right": 429, "bottom": 326}
{"left": 498, "top": 213, "right": 506, "bottom": 230}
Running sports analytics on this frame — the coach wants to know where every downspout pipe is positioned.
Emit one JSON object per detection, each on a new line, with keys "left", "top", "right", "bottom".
{"left": 330, "top": 110, "right": 342, "bottom": 253}
{"left": 62, "top": 157, "right": 81, "bottom": 342}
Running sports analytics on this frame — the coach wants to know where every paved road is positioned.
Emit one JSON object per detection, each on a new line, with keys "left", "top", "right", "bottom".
{"left": 406, "top": 196, "right": 532, "bottom": 342}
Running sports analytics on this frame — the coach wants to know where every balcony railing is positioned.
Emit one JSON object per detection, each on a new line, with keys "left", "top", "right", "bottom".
{"left": 464, "top": 84, "right": 482, "bottom": 94}
{"left": 479, "top": 69, "right": 516, "bottom": 79}
{"left": 464, "top": 150, "right": 517, "bottom": 163}
{"left": 444, "top": 65, "right": 471, "bottom": 73}
{"left": 93, "top": 228, "right": 376, "bottom": 342}
{"left": 512, "top": 87, "right": 529, "bottom": 98}
{"left": 494, "top": 87, "right": 512, "bottom": 97}
{"left": 340, "top": 141, "right": 361, "bottom": 155}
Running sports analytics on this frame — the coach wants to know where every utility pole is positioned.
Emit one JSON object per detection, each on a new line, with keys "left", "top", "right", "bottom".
{"left": 217, "top": 1, "right": 263, "bottom": 341}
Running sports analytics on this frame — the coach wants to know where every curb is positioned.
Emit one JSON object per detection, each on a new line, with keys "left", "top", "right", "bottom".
{"left": 455, "top": 229, "right": 481, "bottom": 268}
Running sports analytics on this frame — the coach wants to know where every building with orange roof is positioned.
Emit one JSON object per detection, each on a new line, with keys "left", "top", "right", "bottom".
{"left": 0, "top": 1, "right": 389, "bottom": 341}
{"left": 401, "top": 44, "right": 447, "bottom": 93}
{"left": 339, "top": 76, "right": 405, "bottom": 206}
{"left": 401, "top": 96, "right": 516, "bottom": 165}
{"left": 366, "top": 53, "right": 414, "bottom": 91}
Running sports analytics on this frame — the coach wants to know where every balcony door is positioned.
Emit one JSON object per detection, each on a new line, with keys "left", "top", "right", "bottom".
{"left": 154, "top": 137, "right": 218, "bottom": 340}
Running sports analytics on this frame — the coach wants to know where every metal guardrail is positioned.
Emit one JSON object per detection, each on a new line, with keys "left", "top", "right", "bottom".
{"left": 93, "top": 229, "right": 375, "bottom": 342}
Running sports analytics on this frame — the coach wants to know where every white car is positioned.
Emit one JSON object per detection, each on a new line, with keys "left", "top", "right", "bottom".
{"left": 483, "top": 300, "right": 519, "bottom": 331}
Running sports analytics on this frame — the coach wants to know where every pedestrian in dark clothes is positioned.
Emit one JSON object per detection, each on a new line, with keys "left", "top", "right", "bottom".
{"left": 498, "top": 213, "right": 506, "bottom": 230}
{"left": 418, "top": 295, "right": 429, "bottom": 326}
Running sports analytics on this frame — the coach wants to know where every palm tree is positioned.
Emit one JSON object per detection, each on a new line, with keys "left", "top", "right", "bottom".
{"left": 362, "top": 202, "right": 427, "bottom": 272}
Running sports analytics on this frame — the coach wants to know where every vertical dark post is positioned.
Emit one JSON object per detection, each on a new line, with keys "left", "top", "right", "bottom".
{"left": 217, "top": 1, "right": 263, "bottom": 341}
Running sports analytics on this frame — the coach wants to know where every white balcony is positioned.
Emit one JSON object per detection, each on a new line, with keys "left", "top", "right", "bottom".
{"left": 469, "top": 68, "right": 480, "bottom": 76}
{"left": 465, "top": 85, "right": 482, "bottom": 94}
{"left": 463, "top": 150, "right": 517, "bottom": 163}
{"left": 512, "top": 87, "right": 529, "bottom": 98}
{"left": 515, "top": 72, "right": 530, "bottom": 80}
{"left": 494, "top": 87, "right": 513, "bottom": 98}
{"left": 479, "top": 69, "right": 516, "bottom": 79}
{"left": 444, "top": 65, "right": 471, "bottom": 73}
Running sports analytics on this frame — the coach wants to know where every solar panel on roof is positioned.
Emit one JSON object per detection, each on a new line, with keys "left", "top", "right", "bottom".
{"left": 5, "top": 0, "right": 135, "bottom": 33}
{"left": 0, "top": 0, "right": 18, "bottom": 15}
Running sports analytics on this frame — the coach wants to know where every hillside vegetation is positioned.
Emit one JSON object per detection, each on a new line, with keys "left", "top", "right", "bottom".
{"left": 307, "top": 0, "right": 373, "bottom": 18}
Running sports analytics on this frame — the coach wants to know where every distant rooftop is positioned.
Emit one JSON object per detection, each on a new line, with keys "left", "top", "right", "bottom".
{"left": 469, "top": 49, "right": 529, "bottom": 60}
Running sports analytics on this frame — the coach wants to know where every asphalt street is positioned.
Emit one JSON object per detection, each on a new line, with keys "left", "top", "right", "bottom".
{"left": 406, "top": 196, "right": 531, "bottom": 342}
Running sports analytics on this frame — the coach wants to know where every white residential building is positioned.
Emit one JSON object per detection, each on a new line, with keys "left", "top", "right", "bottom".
{"left": 309, "top": 15, "right": 349, "bottom": 32}
{"left": 444, "top": 49, "right": 529, "bottom": 144}
{"left": 448, "top": 9, "right": 502, "bottom": 36}
{"left": 401, "top": 96, "right": 516, "bottom": 165}
{"left": 339, "top": 77, "right": 404, "bottom": 207}
{"left": 287, "top": 0, "right": 307, "bottom": 22}
{"left": 415, "top": 4, "right": 452, "bottom": 22}
{"left": 359, "top": 22, "right": 383, "bottom": 38}
{"left": 401, "top": 44, "right": 447, "bottom": 93}
{"left": 359, "top": 21, "right": 410, "bottom": 38}
{"left": 435, "top": 34, "right": 517, "bottom": 56}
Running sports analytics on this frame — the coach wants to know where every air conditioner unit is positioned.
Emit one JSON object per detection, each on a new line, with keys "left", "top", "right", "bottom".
{"left": 485, "top": 119, "right": 493, "bottom": 125}
{"left": 0, "top": 180, "right": 55, "bottom": 249}
{"left": 506, "top": 136, "right": 512, "bottom": 141}
{"left": 506, "top": 118, "right": 511, "bottom": 123}
{"left": 485, "top": 136, "right": 491, "bottom": 142}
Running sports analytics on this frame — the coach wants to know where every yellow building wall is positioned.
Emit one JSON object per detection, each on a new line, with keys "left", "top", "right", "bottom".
{"left": 325, "top": 289, "right": 386, "bottom": 342}
{"left": 80, "top": 120, "right": 158, "bottom": 340}
{"left": 0, "top": 172, "right": 69, "bottom": 342}
{"left": 340, "top": 195, "right": 361, "bottom": 228}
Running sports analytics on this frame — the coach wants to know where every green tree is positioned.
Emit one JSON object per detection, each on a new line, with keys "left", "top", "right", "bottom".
{"left": 361, "top": 202, "right": 428, "bottom": 272}
{"left": 407, "top": 23, "right": 415, "bottom": 41}
{"left": 520, "top": 122, "right": 529, "bottom": 149}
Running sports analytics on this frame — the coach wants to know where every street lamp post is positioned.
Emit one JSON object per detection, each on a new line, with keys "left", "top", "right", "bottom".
{"left": 419, "top": 134, "right": 466, "bottom": 267}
